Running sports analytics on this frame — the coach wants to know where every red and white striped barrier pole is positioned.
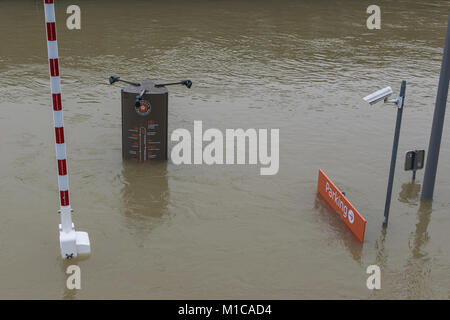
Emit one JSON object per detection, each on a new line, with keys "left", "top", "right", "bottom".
{"left": 44, "top": 0, "right": 90, "bottom": 258}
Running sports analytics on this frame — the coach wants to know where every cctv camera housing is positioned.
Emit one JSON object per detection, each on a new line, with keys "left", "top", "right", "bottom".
{"left": 363, "top": 86, "right": 393, "bottom": 105}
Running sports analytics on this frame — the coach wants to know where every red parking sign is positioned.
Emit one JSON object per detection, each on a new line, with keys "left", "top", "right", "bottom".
{"left": 317, "top": 169, "right": 367, "bottom": 242}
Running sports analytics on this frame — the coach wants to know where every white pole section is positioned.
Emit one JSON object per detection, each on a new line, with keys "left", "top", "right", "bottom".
{"left": 43, "top": 0, "right": 90, "bottom": 259}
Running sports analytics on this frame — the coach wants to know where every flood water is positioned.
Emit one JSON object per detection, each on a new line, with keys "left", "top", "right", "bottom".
{"left": 1, "top": 0, "right": 450, "bottom": 299}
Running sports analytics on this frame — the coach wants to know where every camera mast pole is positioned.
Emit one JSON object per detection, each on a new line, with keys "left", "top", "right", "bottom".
{"left": 383, "top": 81, "right": 406, "bottom": 228}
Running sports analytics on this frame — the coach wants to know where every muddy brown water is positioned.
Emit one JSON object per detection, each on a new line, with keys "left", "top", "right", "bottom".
{"left": 1, "top": 0, "right": 450, "bottom": 299}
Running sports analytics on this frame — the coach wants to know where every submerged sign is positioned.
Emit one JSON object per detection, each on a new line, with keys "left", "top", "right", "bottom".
{"left": 317, "top": 169, "right": 366, "bottom": 242}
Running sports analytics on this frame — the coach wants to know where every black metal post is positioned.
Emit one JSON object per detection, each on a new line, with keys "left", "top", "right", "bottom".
{"left": 421, "top": 15, "right": 450, "bottom": 200}
{"left": 383, "top": 80, "right": 406, "bottom": 228}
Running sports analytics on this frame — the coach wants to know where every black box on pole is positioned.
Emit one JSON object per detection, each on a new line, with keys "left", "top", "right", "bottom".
{"left": 121, "top": 81, "right": 169, "bottom": 161}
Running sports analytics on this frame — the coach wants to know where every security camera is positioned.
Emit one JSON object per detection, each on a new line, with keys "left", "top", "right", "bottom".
{"left": 363, "top": 86, "right": 393, "bottom": 105}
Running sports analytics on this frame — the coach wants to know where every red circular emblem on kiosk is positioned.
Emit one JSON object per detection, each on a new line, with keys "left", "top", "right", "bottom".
{"left": 136, "top": 100, "right": 151, "bottom": 116}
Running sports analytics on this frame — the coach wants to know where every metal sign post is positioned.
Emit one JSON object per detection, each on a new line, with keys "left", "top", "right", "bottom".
{"left": 405, "top": 150, "right": 425, "bottom": 182}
